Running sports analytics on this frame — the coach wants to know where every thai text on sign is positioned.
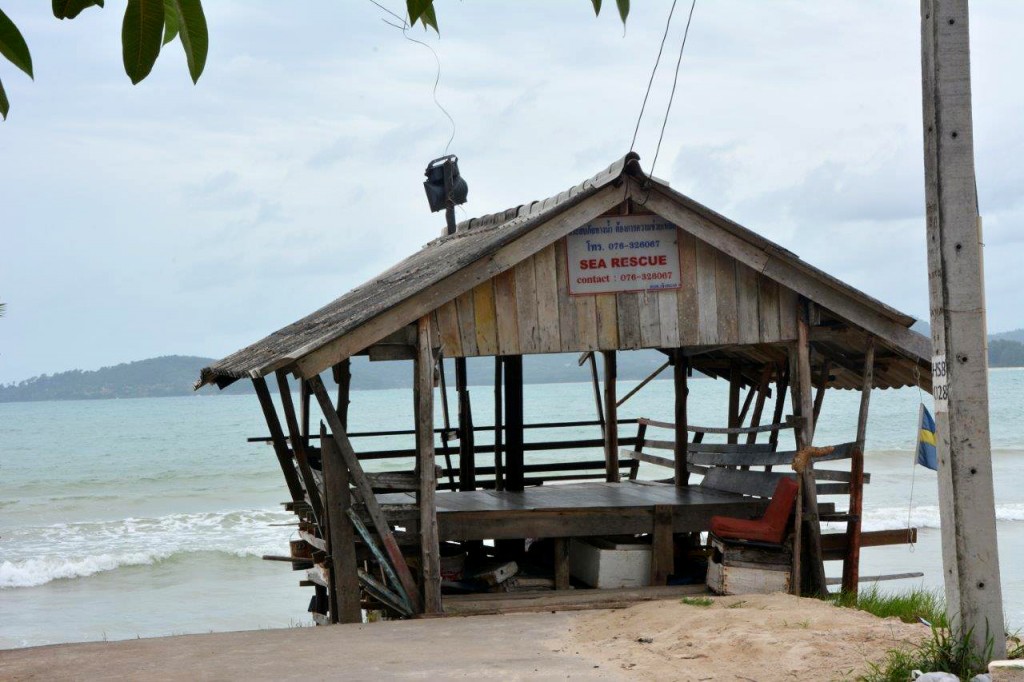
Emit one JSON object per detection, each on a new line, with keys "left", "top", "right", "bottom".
{"left": 565, "top": 216, "right": 681, "bottom": 295}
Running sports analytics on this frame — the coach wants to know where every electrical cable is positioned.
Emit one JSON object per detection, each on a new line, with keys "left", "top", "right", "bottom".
{"left": 370, "top": 0, "right": 456, "bottom": 156}
{"left": 629, "top": 0, "right": 679, "bottom": 154}
{"left": 651, "top": 0, "right": 697, "bottom": 177}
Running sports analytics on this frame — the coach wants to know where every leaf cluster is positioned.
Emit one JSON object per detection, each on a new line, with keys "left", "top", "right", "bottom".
{"left": 0, "top": 0, "right": 208, "bottom": 120}
{"left": 404, "top": 0, "right": 631, "bottom": 34}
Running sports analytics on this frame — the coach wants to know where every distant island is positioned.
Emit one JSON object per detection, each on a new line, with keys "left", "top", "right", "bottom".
{"left": 3, "top": 331, "right": 1023, "bottom": 403}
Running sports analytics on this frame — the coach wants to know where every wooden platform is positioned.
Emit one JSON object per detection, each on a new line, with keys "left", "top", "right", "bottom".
{"left": 379, "top": 480, "right": 768, "bottom": 541}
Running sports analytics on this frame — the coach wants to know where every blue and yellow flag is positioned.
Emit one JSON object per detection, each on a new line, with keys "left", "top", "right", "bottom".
{"left": 916, "top": 405, "right": 938, "bottom": 471}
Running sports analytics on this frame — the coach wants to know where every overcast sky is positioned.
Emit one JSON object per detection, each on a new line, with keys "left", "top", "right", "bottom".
{"left": 1, "top": 1, "right": 1021, "bottom": 384}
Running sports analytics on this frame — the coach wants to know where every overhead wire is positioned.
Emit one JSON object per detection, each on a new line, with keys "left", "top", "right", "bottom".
{"left": 651, "top": 0, "right": 698, "bottom": 177}
{"left": 629, "top": 0, "right": 679, "bottom": 154}
{"left": 369, "top": 0, "right": 457, "bottom": 156}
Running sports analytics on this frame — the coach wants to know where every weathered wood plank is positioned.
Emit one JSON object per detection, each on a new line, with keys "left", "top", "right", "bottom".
{"left": 515, "top": 255, "right": 541, "bottom": 354}
{"left": 603, "top": 351, "right": 620, "bottom": 482}
{"left": 657, "top": 289, "right": 680, "bottom": 348}
{"left": 574, "top": 292, "right": 600, "bottom": 351}
{"left": 638, "top": 291, "right": 662, "bottom": 348}
{"left": 534, "top": 244, "right": 562, "bottom": 353}
{"left": 701, "top": 468, "right": 849, "bottom": 498}
{"left": 553, "top": 538, "right": 571, "bottom": 591}
{"left": 736, "top": 262, "right": 760, "bottom": 345}
{"left": 595, "top": 294, "right": 619, "bottom": 349}
{"left": 716, "top": 250, "right": 740, "bottom": 343}
{"left": 695, "top": 239, "right": 719, "bottom": 344}
{"left": 320, "top": 424, "right": 362, "bottom": 623}
{"left": 434, "top": 300, "right": 463, "bottom": 358}
{"left": 492, "top": 269, "right": 520, "bottom": 356}
{"left": 757, "top": 275, "right": 782, "bottom": 343}
{"left": 616, "top": 293, "right": 642, "bottom": 350}
{"left": 472, "top": 281, "right": 499, "bottom": 357}
{"left": 554, "top": 239, "right": 580, "bottom": 353}
{"left": 676, "top": 230, "right": 700, "bottom": 346}
{"left": 651, "top": 505, "right": 674, "bottom": 585}
{"left": 455, "top": 290, "right": 479, "bottom": 357}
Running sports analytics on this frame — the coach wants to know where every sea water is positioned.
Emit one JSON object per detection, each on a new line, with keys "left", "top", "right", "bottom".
{"left": 2, "top": 368, "right": 1023, "bottom": 648}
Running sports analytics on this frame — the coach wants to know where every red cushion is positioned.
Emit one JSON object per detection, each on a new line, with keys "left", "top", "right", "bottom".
{"left": 709, "top": 477, "right": 799, "bottom": 544}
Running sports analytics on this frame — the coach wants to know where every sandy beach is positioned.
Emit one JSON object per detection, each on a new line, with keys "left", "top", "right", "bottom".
{"left": 0, "top": 594, "right": 927, "bottom": 681}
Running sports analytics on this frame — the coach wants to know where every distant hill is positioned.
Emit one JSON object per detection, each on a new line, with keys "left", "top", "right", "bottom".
{"left": 991, "top": 328, "right": 1024, "bottom": 343}
{"left": 0, "top": 350, "right": 674, "bottom": 403}
{"left": 909, "top": 320, "right": 1024, "bottom": 367}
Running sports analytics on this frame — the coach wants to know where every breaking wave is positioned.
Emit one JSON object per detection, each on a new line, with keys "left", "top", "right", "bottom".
{"left": 857, "top": 503, "right": 1024, "bottom": 532}
{"left": 0, "top": 508, "right": 295, "bottom": 589}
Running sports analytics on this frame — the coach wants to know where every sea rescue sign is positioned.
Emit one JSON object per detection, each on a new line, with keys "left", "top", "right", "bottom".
{"left": 565, "top": 216, "right": 681, "bottom": 295}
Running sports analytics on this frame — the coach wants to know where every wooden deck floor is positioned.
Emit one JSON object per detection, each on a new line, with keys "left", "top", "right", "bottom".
{"left": 380, "top": 481, "right": 767, "bottom": 541}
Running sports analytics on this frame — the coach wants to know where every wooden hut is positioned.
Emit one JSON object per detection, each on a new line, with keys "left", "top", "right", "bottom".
{"left": 196, "top": 152, "right": 930, "bottom": 621}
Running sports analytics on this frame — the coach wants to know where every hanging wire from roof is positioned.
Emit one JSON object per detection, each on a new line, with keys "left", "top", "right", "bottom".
{"left": 369, "top": 0, "right": 457, "bottom": 156}
{"left": 650, "top": 0, "right": 698, "bottom": 177}
{"left": 629, "top": 0, "right": 679, "bottom": 154}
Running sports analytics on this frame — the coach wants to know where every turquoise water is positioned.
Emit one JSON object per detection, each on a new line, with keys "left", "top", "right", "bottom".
{"left": 2, "top": 366, "right": 1023, "bottom": 647}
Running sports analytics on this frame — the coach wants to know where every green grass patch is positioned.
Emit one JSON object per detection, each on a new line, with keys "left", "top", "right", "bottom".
{"left": 680, "top": 596, "right": 714, "bottom": 607}
{"left": 827, "top": 585, "right": 947, "bottom": 627}
{"left": 860, "top": 624, "right": 993, "bottom": 682}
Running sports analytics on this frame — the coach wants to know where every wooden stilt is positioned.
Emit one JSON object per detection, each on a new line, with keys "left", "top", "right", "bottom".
{"left": 455, "top": 358, "right": 476, "bottom": 491}
{"left": 435, "top": 357, "right": 458, "bottom": 491}
{"left": 494, "top": 357, "right": 505, "bottom": 491}
{"left": 602, "top": 351, "right": 619, "bottom": 483}
{"left": 320, "top": 423, "right": 361, "bottom": 623}
{"left": 276, "top": 371, "right": 323, "bottom": 523}
{"left": 673, "top": 351, "right": 689, "bottom": 486}
{"left": 252, "top": 376, "right": 304, "bottom": 502}
{"left": 842, "top": 338, "right": 874, "bottom": 594}
{"left": 553, "top": 538, "right": 570, "bottom": 590}
{"left": 812, "top": 360, "right": 831, "bottom": 426}
{"left": 504, "top": 355, "right": 525, "bottom": 492}
{"left": 333, "top": 359, "right": 351, "bottom": 428}
{"left": 745, "top": 366, "right": 773, "bottom": 446}
{"left": 795, "top": 310, "right": 826, "bottom": 596}
{"left": 586, "top": 352, "right": 606, "bottom": 438}
{"left": 300, "top": 379, "right": 311, "bottom": 448}
{"left": 650, "top": 505, "right": 674, "bottom": 586}
{"left": 415, "top": 317, "right": 442, "bottom": 614}
{"left": 727, "top": 363, "right": 742, "bottom": 445}
{"left": 308, "top": 374, "right": 422, "bottom": 614}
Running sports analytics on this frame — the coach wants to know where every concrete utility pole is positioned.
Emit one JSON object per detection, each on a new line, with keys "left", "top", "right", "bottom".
{"left": 920, "top": 0, "right": 1005, "bottom": 658}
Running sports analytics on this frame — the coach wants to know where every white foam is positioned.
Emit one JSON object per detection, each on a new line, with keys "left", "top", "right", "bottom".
{"left": 1, "top": 508, "right": 295, "bottom": 589}
{"left": 857, "top": 503, "right": 1024, "bottom": 532}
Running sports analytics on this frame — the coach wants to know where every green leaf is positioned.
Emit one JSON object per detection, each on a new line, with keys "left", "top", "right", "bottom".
{"left": 122, "top": 0, "right": 164, "bottom": 84}
{"left": 162, "top": 0, "right": 179, "bottom": 45}
{"left": 166, "top": 0, "right": 207, "bottom": 83}
{"left": 420, "top": 4, "right": 438, "bottom": 33}
{"left": 0, "top": 8, "right": 33, "bottom": 79}
{"left": 616, "top": 0, "right": 629, "bottom": 23}
{"left": 52, "top": 0, "right": 104, "bottom": 20}
{"left": 0, "top": 77, "right": 9, "bottom": 120}
{"left": 591, "top": 0, "right": 602, "bottom": 16}
{"left": 406, "top": 0, "right": 432, "bottom": 28}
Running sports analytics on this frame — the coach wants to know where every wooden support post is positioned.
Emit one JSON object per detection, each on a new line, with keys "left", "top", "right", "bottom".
{"left": 673, "top": 351, "right": 689, "bottom": 486}
{"left": 252, "top": 376, "right": 305, "bottom": 502}
{"left": 553, "top": 538, "right": 571, "bottom": 591}
{"left": 494, "top": 357, "right": 505, "bottom": 491}
{"left": 320, "top": 424, "right": 361, "bottom": 624}
{"left": 299, "top": 379, "right": 311, "bottom": 449}
{"left": 768, "top": 364, "right": 789, "bottom": 452}
{"left": 727, "top": 364, "right": 742, "bottom": 445}
{"left": 308, "top": 374, "right": 422, "bottom": 614}
{"left": 796, "top": 313, "right": 816, "bottom": 446}
{"left": 602, "top": 351, "right": 619, "bottom": 483}
{"left": 415, "top": 318, "right": 442, "bottom": 614}
{"left": 333, "top": 359, "right": 351, "bottom": 429}
{"left": 794, "top": 309, "right": 826, "bottom": 596}
{"left": 812, "top": 360, "right": 831, "bottom": 427}
{"left": 650, "top": 505, "right": 674, "bottom": 586}
{"left": 276, "top": 370, "right": 323, "bottom": 523}
{"left": 921, "top": 0, "right": 1005, "bottom": 655}
{"left": 587, "top": 352, "right": 606, "bottom": 438}
{"left": 455, "top": 358, "right": 476, "bottom": 491}
{"left": 504, "top": 355, "right": 525, "bottom": 492}
{"left": 842, "top": 338, "right": 874, "bottom": 594}
{"left": 745, "top": 366, "right": 773, "bottom": 446}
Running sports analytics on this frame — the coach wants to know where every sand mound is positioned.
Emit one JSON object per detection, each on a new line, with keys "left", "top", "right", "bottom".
{"left": 569, "top": 592, "right": 928, "bottom": 681}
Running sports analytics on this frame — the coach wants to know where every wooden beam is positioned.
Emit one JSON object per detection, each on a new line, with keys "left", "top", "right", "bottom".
{"left": 586, "top": 352, "right": 605, "bottom": 437}
{"left": 745, "top": 366, "right": 773, "bottom": 446}
{"left": 553, "top": 538, "right": 570, "bottom": 591}
{"left": 493, "top": 357, "right": 505, "bottom": 491}
{"left": 320, "top": 424, "right": 361, "bottom": 624}
{"left": 307, "top": 374, "right": 422, "bottom": 613}
{"left": 333, "top": 359, "right": 351, "bottom": 429}
{"left": 275, "top": 370, "right": 323, "bottom": 523}
{"left": 602, "top": 351, "right": 619, "bottom": 483}
{"left": 812, "top": 359, "right": 831, "bottom": 426}
{"left": 415, "top": 317, "right": 442, "bottom": 614}
{"left": 251, "top": 376, "right": 304, "bottom": 502}
{"left": 842, "top": 337, "right": 874, "bottom": 594}
{"left": 455, "top": 358, "right": 475, "bottom": 491}
{"left": 673, "top": 351, "right": 689, "bottom": 486}
{"left": 727, "top": 363, "right": 742, "bottom": 445}
{"left": 504, "top": 355, "right": 525, "bottom": 492}
{"left": 795, "top": 307, "right": 826, "bottom": 597}
{"left": 921, "top": 0, "right": 1005, "bottom": 656}
{"left": 291, "top": 184, "right": 626, "bottom": 379}
{"left": 650, "top": 505, "right": 674, "bottom": 586}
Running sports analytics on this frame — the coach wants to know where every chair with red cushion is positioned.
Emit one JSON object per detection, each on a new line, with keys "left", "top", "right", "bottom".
{"left": 709, "top": 477, "right": 799, "bottom": 545}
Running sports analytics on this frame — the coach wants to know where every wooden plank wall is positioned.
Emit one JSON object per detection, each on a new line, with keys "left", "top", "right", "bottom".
{"left": 433, "top": 225, "right": 798, "bottom": 358}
